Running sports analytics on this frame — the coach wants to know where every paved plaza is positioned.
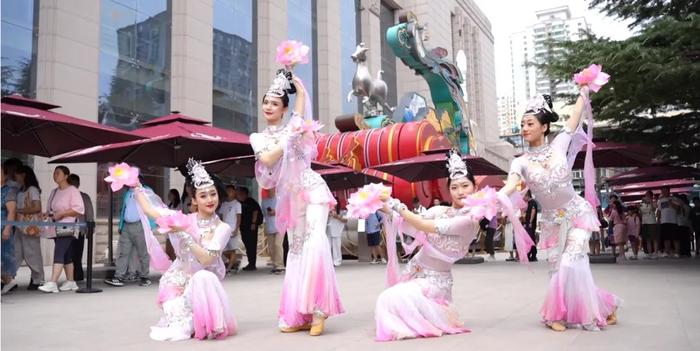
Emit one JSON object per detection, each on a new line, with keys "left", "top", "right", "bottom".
{"left": 2, "top": 254, "right": 699, "bottom": 351}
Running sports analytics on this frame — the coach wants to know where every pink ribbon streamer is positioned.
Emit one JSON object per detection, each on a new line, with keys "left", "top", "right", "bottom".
{"left": 135, "top": 189, "right": 175, "bottom": 273}
{"left": 566, "top": 94, "right": 599, "bottom": 208}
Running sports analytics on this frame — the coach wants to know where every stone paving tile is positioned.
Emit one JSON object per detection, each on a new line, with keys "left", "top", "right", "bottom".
{"left": 2, "top": 254, "right": 699, "bottom": 351}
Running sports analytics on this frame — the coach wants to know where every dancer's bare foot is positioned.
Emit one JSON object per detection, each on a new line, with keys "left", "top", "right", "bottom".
{"left": 309, "top": 316, "right": 326, "bottom": 336}
{"left": 280, "top": 324, "right": 311, "bottom": 333}
{"left": 607, "top": 310, "right": 618, "bottom": 325}
{"left": 549, "top": 322, "right": 566, "bottom": 332}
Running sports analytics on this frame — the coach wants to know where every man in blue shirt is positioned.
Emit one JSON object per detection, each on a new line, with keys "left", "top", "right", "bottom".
{"left": 105, "top": 176, "right": 155, "bottom": 287}
{"left": 365, "top": 210, "right": 385, "bottom": 264}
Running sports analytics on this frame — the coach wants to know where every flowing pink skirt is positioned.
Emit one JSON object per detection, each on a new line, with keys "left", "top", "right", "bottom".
{"left": 278, "top": 203, "right": 344, "bottom": 328}
{"left": 189, "top": 270, "right": 237, "bottom": 340}
{"left": 375, "top": 272, "right": 469, "bottom": 341}
{"left": 541, "top": 227, "right": 619, "bottom": 330}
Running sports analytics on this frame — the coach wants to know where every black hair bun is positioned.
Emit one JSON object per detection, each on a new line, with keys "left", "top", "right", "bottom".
{"left": 541, "top": 94, "right": 559, "bottom": 123}
{"left": 277, "top": 69, "right": 297, "bottom": 95}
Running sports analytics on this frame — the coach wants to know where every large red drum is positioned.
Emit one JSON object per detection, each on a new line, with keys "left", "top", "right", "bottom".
{"left": 316, "top": 121, "right": 451, "bottom": 207}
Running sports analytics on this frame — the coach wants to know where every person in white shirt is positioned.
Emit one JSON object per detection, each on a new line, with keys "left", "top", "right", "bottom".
{"left": 326, "top": 203, "right": 347, "bottom": 267}
{"left": 676, "top": 194, "right": 692, "bottom": 257}
{"left": 261, "top": 188, "right": 284, "bottom": 274}
{"left": 656, "top": 187, "right": 681, "bottom": 257}
{"left": 639, "top": 190, "right": 659, "bottom": 258}
{"left": 411, "top": 197, "right": 426, "bottom": 215}
{"left": 218, "top": 185, "right": 242, "bottom": 273}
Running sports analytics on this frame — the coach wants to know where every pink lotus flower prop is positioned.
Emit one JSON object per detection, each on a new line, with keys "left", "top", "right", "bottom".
{"left": 347, "top": 183, "right": 391, "bottom": 219}
{"left": 462, "top": 186, "right": 499, "bottom": 220}
{"left": 155, "top": 211, "right": 191, "bottom": 234}
{"left": 573, "top": 64, "right": 610, "bottom": 93}
{"left": 276, "top": 40, "right": 310, "bottom": 68}
{"left": 104, "top": 162, "right": 139, "bottom": 192}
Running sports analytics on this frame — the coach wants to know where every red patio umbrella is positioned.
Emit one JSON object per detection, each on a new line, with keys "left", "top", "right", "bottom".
{"left": 370, "top": 152, "right": 506, "bottom": 182}
{"left": 475, "top": 175, "right": 505, "bottom": 190}
{"left": 514, "top": 140, "right": 654, "bottom": 169}
{"left": 1, "top": 95, "right": 143, "bottom": 157}
{"left": 49, "top": 113, "right": 252, "bottom": 167}
{"left": 612, "top": 179, "right": 698, "bottom": 193}
{"left": 317, "top": 166, "right": 393, "bottom": 191}
{"left": 205, "top": 155, "right": 336, "bottom": 178}
{"left": 572, "top": 141, "right": 654, "bottom": 169}
{"left": 606, "top": 165, "right": 700, "bottom": 186}
{"left": 619, "top": 187, "right": 695, "bottom": 201}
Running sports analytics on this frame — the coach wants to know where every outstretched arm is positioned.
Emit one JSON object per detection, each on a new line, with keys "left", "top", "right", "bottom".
{"left": 257, "top": 145, "right": 284, "bottom": 167}
{"left": 292, "top": 76, "right": 305, "bottom": 116}
{"left": 500, "top": 172, "right": 521, "bottom": 197}
{"left": 384, "top": 202, "right": 436, "bottom": 233}
{"left": 565, "top": 86, "right": 589, "bottom": 133}
{"left": 132, "top": 185, "right": 165, "bottom": 220}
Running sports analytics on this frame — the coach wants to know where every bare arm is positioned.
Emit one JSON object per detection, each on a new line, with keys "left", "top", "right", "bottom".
{"left": 55, "top": 208, "right": 81, "bottom": 221}
{"left": 2, "top": 200, "right": 16, "bottom": 240}
{"left": 178, "top": 223, "right": 229, "bottom": 266}
{"left": 188, "top": 239, "right": 218, "bottom": 266}
{"left": 132, "top": 187, "right": 165, "bottom": 220}
{"left": 235, "top": 214, "right": 241, "bottom": 233}
{"left": 257, "top": 145, "right": 284, "bottom": 168}
{"left": 565, "top": 86, "right": 589, "bottom": 133}
{"left": 383, "top": 203, "right": 436, "bottom": 234}
{"left": 292, "top": 76, "right": 305, "bottom": 116}
{"left": 500, "top": 173, "right": 521, "bottom": 197}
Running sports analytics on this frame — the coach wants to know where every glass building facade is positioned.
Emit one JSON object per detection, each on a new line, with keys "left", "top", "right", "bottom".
{"left": 212, "top": 0, "right": 256, "bottom": 134}
{"left": 97, "top": 0, "right": 172, "bottom": 217}
{"left": 287, "top": 0, "right": 316, "bottom": 117}
{"left": 1, "top": 0, "right": 38, "bottom": 98}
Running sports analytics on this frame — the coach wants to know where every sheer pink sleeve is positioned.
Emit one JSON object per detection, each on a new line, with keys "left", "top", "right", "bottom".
{"left": 551, "top": 131, "right": 573, "bottom": 154}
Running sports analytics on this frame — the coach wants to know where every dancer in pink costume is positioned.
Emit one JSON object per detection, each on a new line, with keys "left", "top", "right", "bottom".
{"left": 251, "top": 70, "right": 343, "bottom": 336}
{"left": 499, "top": 88, "right": 620, "bottom": 332}
{"left": 130, "top": 159, "right": 237, "bottom": 341}
{"left": 375, "top": 150, "right": 534, "bottom": 341}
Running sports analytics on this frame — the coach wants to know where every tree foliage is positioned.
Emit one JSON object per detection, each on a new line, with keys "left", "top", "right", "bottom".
{"left": 542, "top": 1, "right": 700, "bottom": 164}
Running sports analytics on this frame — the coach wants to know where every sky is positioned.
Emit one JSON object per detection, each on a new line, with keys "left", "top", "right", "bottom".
{"left": 472, "top": 0, "right": 635, "bottom": 97}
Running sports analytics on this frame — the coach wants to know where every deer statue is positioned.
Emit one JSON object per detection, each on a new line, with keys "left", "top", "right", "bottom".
{"left": 346, "top": 43, "right": 393, "bottom": 115}
{"left": 346, "top": 43, "right": 372, "bottom": 104}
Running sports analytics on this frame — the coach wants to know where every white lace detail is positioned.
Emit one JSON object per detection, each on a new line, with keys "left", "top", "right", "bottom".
{"left": 405, "top": 261, "right": 454, "bottom": 301}
{"left": 541, "top": 196, "right": 594, "bottom": 226}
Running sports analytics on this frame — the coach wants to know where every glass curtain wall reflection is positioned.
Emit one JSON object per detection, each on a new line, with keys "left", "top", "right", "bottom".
{"left": 98, "top": 0, "right": 171, "bottom": 130}
{"left": 287, "top": 0, "right": 316, "bottom": 117}
{"left": 212, "top": 0, "right": 256, "bottom": 135}
{"left": 97, "top": 0, "right": 171, "bottom": 218}
{"left": 1, "top": 0, "right": 39, "bottom": 98}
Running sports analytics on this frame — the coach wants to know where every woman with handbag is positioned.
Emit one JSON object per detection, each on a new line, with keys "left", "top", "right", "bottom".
{"left": 38, "top": 166, "right": 84, "bottom": 293}
{"left": 14, "top": 165, "right": 45, "bottom": 290}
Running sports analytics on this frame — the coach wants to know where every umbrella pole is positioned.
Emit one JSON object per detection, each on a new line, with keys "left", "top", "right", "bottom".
{"left": 108, "top": 189, "right": 114, "bottom": 265}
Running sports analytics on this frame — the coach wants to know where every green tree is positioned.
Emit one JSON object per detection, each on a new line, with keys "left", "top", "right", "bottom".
{"left": 542, "top": 1, "right": 700, "bottom": 164}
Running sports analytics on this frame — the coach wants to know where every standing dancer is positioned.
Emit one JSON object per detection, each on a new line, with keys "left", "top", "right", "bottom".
{"left": 118, "top": 160, "right": 236, "bottom": 341}
{"left": 499, "top": 87, "right": 620, "bottom": 331}
{"left": 251, "top": 70, "right": 344, "bottom": 336}
{"left": 374, "top": 151, "right": 534, "bottom": 341}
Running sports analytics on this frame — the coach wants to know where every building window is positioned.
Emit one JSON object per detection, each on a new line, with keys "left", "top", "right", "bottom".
{"left": 379, "top": 1, "right": 397, "bottom": 107}
{"left": 98, "top": 0, "right": 171, "bottom": 130}
{"left": 340, "top": 0, "right": 360, "bottom": 115}
{"left": 212, "top": 0, "right": 256, "bottom": 135}
{"left": 97, "top": 0, "right": 172, "bottom": 218}
{"left": 288, "top": 0, "right": 317, "bottom": 117}
{"left": 1, "top": 0, "right": 39, "bottom": 98}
